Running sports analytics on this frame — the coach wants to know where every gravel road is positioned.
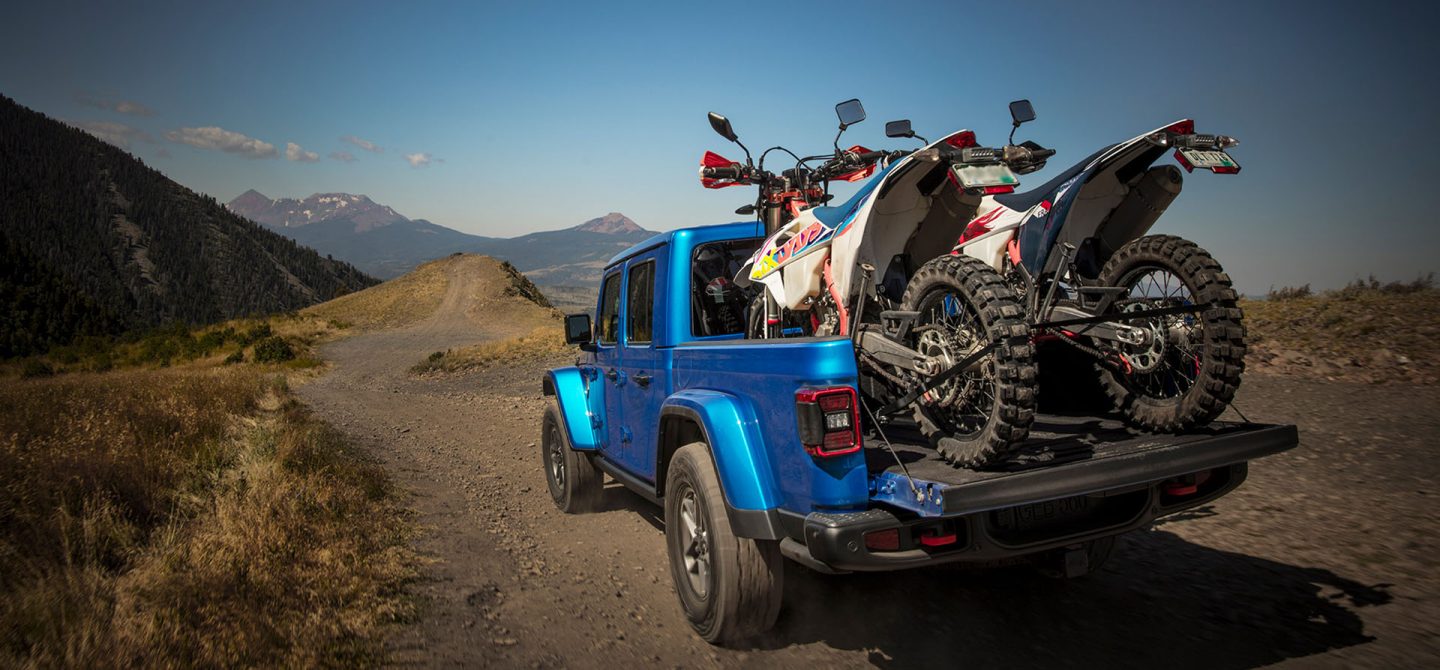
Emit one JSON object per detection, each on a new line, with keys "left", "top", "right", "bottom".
{"left": 298, "top": 269, "right": 1440, "bottom": 668}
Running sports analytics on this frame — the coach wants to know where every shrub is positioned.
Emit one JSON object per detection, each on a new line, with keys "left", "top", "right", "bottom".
{"left": 223, "top": 350, "right": 245, "bottom": 365}
{"left": 238, "top": 323, "right": 273, "bottom": 346}
{"left": 252, "top": 337, "right": 295, "bottom": 364}
{"left": 1267, "top": 284, "right": 1311, "bottom": 301}
{"left": 20, "top": 358, "right": 54, "bottom": 378}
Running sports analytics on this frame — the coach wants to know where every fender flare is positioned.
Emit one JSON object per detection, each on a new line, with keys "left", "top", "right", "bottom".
{"left": 659, "top": 390, "right": 787, "bottom": 539}
{"left": 542, "top": 367, "right": 598, "bottom": 451}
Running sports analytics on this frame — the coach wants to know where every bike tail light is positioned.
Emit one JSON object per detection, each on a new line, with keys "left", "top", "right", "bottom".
{"left": 981, "top": 185, "right": 1014, "bottom": 195}
{"left": 943, "top": 130, "right": 977, "bottom": 149}
{"left": 795, "top": 386, "right": 862, "bottom": 457}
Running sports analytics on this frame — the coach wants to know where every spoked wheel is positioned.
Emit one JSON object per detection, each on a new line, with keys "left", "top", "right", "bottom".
{"left": 900, "top": 255, "right": 1036, "bottom": 467}
{"left": 1096, "top": 235, "right": 1245, "bottom": 431}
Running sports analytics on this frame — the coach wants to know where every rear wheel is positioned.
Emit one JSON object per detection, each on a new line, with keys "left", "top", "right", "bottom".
{"left": 664, "top": 443, "right": 783, "bottom": 644}
{"left": 541, "top": 401, "right": 603, "bottom": 513}
{"left": 900, "top": 255, "right": 1036, "bottom": 467}
{"left": 1096, "top": 235, "right": 1245, "bottom": 431}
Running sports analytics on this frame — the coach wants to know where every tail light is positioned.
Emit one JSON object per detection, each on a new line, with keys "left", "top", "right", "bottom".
{"left": 943, "top": 130, "right": 977, "bottom": 149}
{"left": 981, "top": 185, "right": 1014, "bottom": 195}
{"left": 795, "top": 386, "right": 862, "bottom": 457}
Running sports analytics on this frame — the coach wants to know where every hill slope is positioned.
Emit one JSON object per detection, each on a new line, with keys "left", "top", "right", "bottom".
{"left": 0, "top": 95, "right": 377, "bottom": 357}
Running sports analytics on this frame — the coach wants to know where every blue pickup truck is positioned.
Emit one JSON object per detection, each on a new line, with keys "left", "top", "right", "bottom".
{"left": 541, "top": 221, "right": 1297, "bottom": 644}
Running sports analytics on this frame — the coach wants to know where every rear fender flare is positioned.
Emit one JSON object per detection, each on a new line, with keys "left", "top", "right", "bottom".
{"left": 543, "top": 367, "right": 599, "bottom": 451}
{"left": 658, "top": 390, "right": 779, "bottom": 514}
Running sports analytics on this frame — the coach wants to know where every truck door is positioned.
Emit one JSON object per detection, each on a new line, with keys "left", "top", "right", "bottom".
{"left": 617, "top": 254, "right": 663, "bottom": 480}
{"left": 591, "top": 269, "right": 624, "bottom": 457}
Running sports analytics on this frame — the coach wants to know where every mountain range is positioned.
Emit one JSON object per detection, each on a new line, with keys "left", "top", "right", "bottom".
{"left": 0, "top": 94, "right": 377, "bottom": 357}
{"left": 226, "top": 192, "right": 654, "bottom": 284}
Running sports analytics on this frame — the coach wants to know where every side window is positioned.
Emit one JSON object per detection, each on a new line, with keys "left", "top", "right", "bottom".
{"left": 597, "top": 271, "right": 621, "bottom": 345}
{"left": 626, "top": 261, "right": 655, "bottom": 345}
{"left": 691, "top": 239, "right": 760, "bottom": 337}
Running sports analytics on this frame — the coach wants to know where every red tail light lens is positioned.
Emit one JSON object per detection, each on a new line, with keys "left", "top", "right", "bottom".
{"left": 864, "top": 528, "right": 900, "bottom": 551}
{"left": 981, "top": 185, "right": 1015, "bottom": 195}
{"left": 795, "top": 386, "right": 862, "bottom": 457}
{"left": 943, "top": 130, "right": 977, "bottom": 149}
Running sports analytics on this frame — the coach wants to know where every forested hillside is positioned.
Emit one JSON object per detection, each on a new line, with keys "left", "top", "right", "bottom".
{"left": 0, "top": 95, "right": 377, "bottom": 357}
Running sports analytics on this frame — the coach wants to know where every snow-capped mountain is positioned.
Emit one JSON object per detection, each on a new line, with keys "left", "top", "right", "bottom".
{"left": 227, "top": 189, "right": 407, "bottom": 232}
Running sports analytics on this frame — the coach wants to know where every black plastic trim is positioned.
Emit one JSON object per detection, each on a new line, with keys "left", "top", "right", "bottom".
{"left": 938, "top": 424, "right": 1297, "bottom": 516}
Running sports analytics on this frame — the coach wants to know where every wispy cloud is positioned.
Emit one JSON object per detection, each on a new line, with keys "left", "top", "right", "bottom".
{"left": 404, "top": 152, "right": 435, "bottom": 168}
{"left": 165, "top": 126, "right": 277, "bottom": 159}
{"left": 68, "top": 120, "right": 153, "bottom": 148}
{"left": 154, "top": 147, "right": 172, "bottom": 159}
{"left": 285, "top": 141, "right": 320, "bottom": 163}
{"left": 328, "top": 150, "right": 356, "bottom": 162}
{"left": 341, "top": 135, "right": 383, "bottom": 153}
{"left": 75, "top": 92, "right": 156, "bottom": 117}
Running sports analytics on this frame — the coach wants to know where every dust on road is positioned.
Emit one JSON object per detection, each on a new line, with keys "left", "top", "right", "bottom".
{"left": 298, "top": 265, "right": 1440, "bottom": 668}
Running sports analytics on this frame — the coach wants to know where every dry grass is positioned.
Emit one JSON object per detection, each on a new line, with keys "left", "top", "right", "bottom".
{"left": 304, "top": 256, "right": 453, "bottom": 331}
{"left": 0, "top": 366, "right": 416, "bottom": 667}
{"left": 412, "top": 326, "right": 572, "bottom": 375}
{"left": 1243, "top": 283, "right": 1440, "bottom": 384}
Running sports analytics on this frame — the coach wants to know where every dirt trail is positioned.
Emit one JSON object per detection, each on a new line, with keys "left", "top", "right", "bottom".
{"left": 299, "top": 267, "right": 1440, "bottom": 668}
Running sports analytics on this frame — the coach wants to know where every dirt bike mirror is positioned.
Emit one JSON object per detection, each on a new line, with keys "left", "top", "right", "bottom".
{"left": 563, "top": 313, "right": 592, "bottom": 346}
{"left": 885, "top": 119, "right": 914, "bottom": 139}
{"left": 835, "top": 99, "right": 866, "bottom": 129}
{"left": 707, "top": 112, "right": 738, "bottom": 143}
{"left": 1008, "top": 99, "right": 1036, "bottom": 126}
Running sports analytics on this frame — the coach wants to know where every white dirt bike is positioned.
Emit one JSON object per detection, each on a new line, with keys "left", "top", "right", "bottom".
{"left": 701, "top": 99, "right": 1246, "bottom": 467}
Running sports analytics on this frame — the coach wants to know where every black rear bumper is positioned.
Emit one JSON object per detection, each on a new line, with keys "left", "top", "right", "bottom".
{"left": 785, "top": 421, "right": 1297, "bottom": 572}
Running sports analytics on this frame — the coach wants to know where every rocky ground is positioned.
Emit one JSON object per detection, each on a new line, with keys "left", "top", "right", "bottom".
{"left": 296, "top": 271, "right": 1440, "bottom": 668}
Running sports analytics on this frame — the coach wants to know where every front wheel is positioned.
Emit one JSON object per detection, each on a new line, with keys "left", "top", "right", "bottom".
{"left": 900, "top": 255, "right": 1036, "bottom": 467}
{"left": 1095, "top": 235, "right": 1246, "bottom": 431}
{"left": 541, "top": 401, "right": 603, "bottom": 513}
{"left": 664, "top": 443, "right": 783, "bottom": 645}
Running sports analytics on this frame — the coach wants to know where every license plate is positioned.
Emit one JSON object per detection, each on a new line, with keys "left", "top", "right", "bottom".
{"left": 993, "top": 495, "right": 1091, "bottom": 530}
{"left": 952, "top": 163, "right": 1019, "bottom": 189}
{"left": 1177, "top": 148, "right": 1241, "bottom": 174}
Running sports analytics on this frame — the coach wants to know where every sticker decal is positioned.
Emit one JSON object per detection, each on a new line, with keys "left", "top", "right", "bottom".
{"left": 750, "top": 220, "right": 834, "bottom": 280}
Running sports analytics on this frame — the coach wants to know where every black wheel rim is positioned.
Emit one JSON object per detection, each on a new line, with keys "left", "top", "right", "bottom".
{"left": 676, "top": 483, "right": 711, "bottom": 599}
{"left": 912, "top": 289, "right": 996, "bottom": 437}
{"left": 1115, "top": 266, "right": 1204, "bottom": 401}
{"left": 546, "top": 421, "right": 566, "bottom": 492}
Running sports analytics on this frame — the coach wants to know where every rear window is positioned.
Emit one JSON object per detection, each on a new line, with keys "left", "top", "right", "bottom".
{"left": 691, "top": 239, "right": 760, "bottom": 338}
{"left": 597, "top": 271, "right": 621, "bottom": 345}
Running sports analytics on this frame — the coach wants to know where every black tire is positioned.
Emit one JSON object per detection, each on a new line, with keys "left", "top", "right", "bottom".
{"left": 541, "top": 401, "right": 603, "bottom": 513}
{"left": 664, "top": 443, "right": 783, "bottom": 645}
{"left": 900, "top": 254, "right": 1036, "bottom": 468}
{"left": 1096, "top": 235, "right": 1245, "bottom": 431}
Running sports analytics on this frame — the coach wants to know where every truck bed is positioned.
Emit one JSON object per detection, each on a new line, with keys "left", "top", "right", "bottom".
{"left": 863, "top": 414, "right": 1298, "bottom": 517}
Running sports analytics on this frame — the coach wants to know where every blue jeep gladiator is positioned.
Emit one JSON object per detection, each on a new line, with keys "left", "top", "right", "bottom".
{"left": 541, "top": 221, "right": 1298, "bottom": 644}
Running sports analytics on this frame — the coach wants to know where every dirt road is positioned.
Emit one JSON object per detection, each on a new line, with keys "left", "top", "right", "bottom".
{"left": 298, "top": 269, "right": 1440, "bottom": 668}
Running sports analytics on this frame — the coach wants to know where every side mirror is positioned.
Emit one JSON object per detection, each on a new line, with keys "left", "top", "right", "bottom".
{"left": 835, "top": 98, "right": 866, "bottom": 129}
{"left": 885, "top": 119, "right": 914, "bottom": 138}
{"left": 708, "top": 112, "right": 738, "bottom": 143}
{"left": 563, "top": 313, "right": 592, "bottom": 345}
{"left": 1009, "top": 99, "right": 1036, "bottom": 126}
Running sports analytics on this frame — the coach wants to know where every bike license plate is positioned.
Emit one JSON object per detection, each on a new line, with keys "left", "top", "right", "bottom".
{"left": 952, "top": 163, "right": 1019, "bottom": 190}
{"left": 1177, "top": 148, "right": 1241, "bottom": 174}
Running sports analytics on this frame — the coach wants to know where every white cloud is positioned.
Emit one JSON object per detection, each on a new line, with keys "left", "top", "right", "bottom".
{"left": 341, "top": 135, "right": 383, "bottom": 153}
{"left": 286, "top": 141, "right": 320, "bottom": 163}
{"left": 165, "top": 126, "right": 277, "bottom": 159}
{"left": 68, "top": 120, "right": 152, "bottom": 148}
{"left": 328, "top": 150, "right": 356, "bottom": 162}
{"left": 75, "top": 92, "right": 157, "bottom": 117}
{"left": 404, "top": 152, "right": 434, "bottom": 168}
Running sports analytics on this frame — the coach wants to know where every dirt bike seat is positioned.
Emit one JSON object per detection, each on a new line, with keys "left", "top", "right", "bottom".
{"left": 991, "top": 147, "right": 1108, "bottom": 213}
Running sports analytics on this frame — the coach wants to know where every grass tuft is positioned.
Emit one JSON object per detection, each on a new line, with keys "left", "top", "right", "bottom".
{"left": 411, "top": 326, "right": 572, "bottom": 374}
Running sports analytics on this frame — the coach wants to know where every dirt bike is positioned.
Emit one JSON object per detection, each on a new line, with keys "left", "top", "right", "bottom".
{"left": 699, "top": 99, "right": 1246, "bottom": 468}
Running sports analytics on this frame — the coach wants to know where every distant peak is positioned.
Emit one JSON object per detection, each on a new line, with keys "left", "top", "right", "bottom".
{"left": 573, "top": 212, "right": 644, "bottom": 234}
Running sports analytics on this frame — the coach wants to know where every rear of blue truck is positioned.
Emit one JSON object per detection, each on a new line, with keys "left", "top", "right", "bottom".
{"left": 542, "top": 221, "right": 1297, "bottom": 643}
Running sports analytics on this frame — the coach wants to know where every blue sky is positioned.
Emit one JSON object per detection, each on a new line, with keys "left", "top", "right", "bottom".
{"left": 2, "top": 0, "right": 1435, "bottom": 292}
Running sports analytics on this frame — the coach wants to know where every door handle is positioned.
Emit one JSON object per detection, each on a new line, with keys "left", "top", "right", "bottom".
{"left": 634, "top": 373, "right": 651, "bottom": 388}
